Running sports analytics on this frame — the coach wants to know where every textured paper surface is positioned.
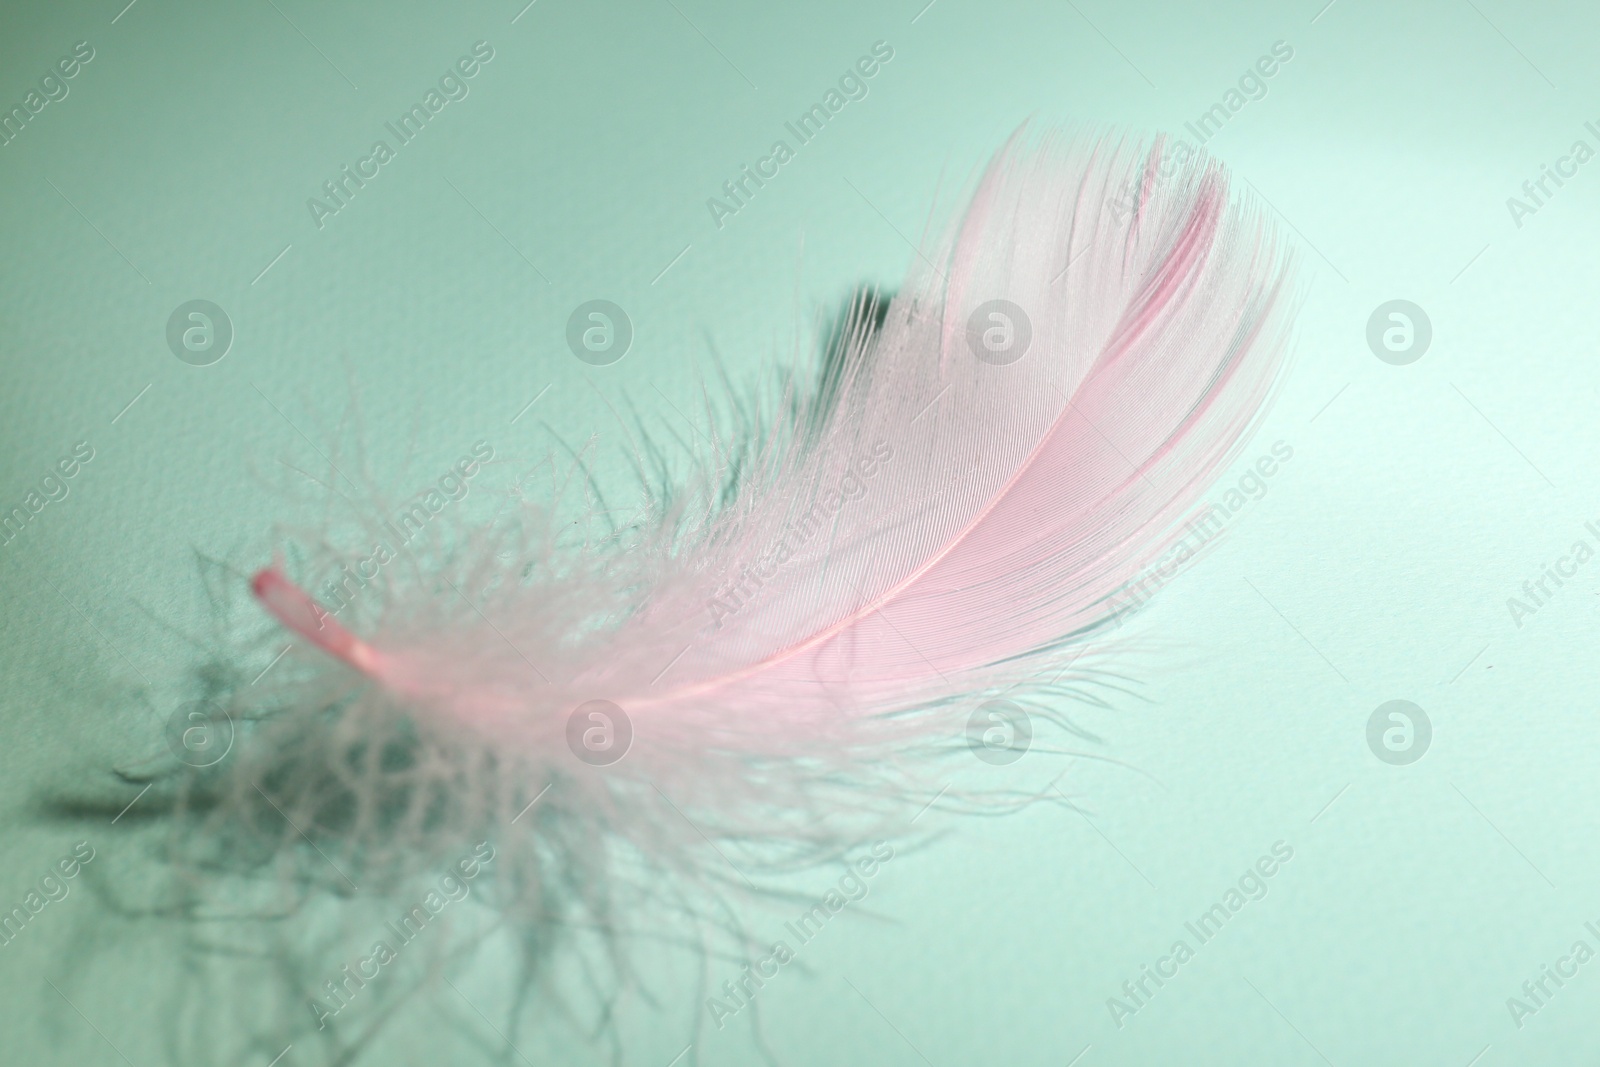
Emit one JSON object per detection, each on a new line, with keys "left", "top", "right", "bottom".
{"left": 1, "top": 1, "right": 1595, "bottom": 1064}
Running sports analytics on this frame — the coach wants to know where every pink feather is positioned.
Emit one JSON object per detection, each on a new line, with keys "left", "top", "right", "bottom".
{"left": 215, "top": 125, "right": 1293, "bottom": 1052}
{"left": 253, "top": 128, "right": 1291, "bottom": 781}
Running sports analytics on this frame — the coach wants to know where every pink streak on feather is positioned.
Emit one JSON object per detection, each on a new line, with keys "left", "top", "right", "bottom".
{"left": 251, "top": 566, "right": 386, "bottom": 678}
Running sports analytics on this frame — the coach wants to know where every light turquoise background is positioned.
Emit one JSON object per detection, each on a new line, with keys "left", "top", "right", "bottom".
{"left": 4, "top": 0, "right": 1600, "bottom": 1064}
